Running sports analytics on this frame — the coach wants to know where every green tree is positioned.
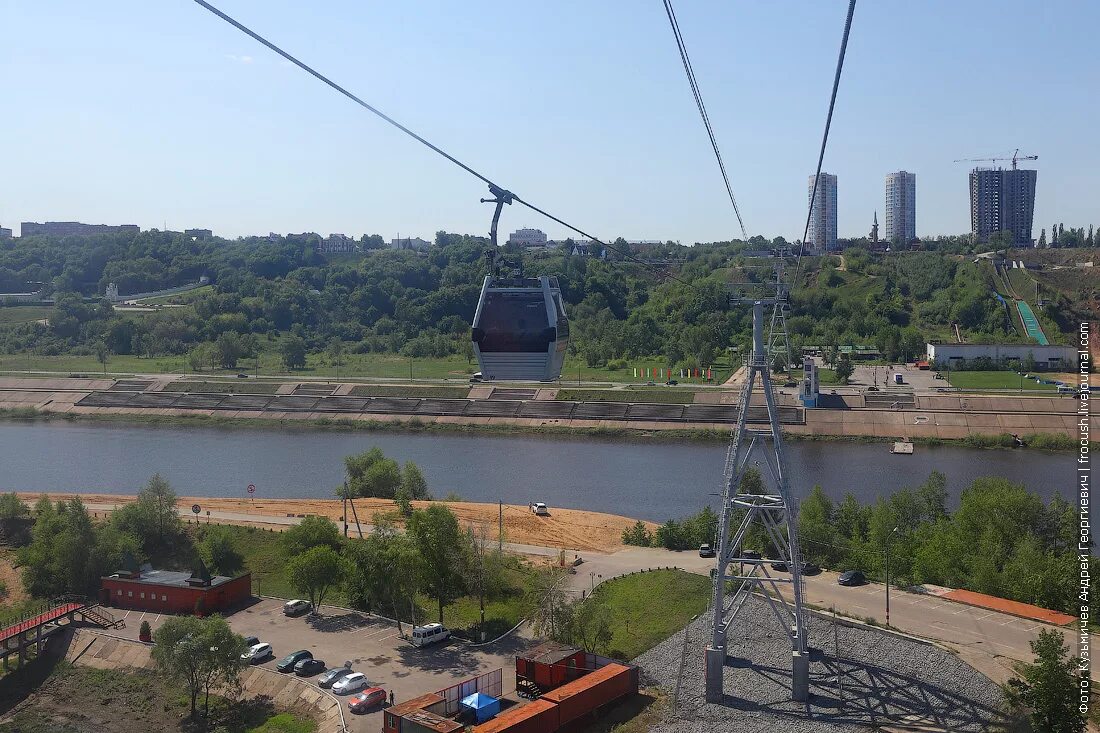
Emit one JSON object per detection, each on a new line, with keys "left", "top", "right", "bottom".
{"left": 529, "top": 566, "right": 571, "bottom": 640}
{"left": 18, "top": 498, "right": 107, "bottom": 597}
{"left": 280, "top": 515, "right": 341, "bottom": 557}
{"left": 345, "top": 524, "right": 422, "bottom": 634}
{"left": 95, "top": 341, "right": 110, "bottom": 375}
{"left": 0, "top": 493, "right": 30, "bottom": 546}
{"left": 621, "top": 520, "right": 653, "bottom": 547}
{"left": 344, "top": 447, "right": 403, "bottom": 499}
{"left": 407, "top": 504, "right": 466, "bottom": 623}
{"left": 327, "top": 338, "right": 345, "bottom": 379}
{"left": 152, "top": 616, "right": 246, "bottom": 719}
{"left": 286, "top": 545, "right": 347, "bottom": 613}
{"left": 281, "top": 334, "right": 307, "bottom": 370}
{"left": 400, "top": 461, "right": 431, "bottom": 501}
{"left": 214, "top": 332, "right": 244, "bottom": 369}
{"left": 568, "top": 599, "right": 613, "bottom": 654}
{"left": 111, "top": 473, "right": 183, "bottom": 556}
{"left": 799, "top": 486, "right": 837, "bottom": 566}
{"left": 1005, "top": 629, "right": 1085, "bottom": 733}
{"left": 834, "top": 355, "right": 854, "bottom": 384}
{"left": 198, "top": 527, "right": 244, "bottom": 576}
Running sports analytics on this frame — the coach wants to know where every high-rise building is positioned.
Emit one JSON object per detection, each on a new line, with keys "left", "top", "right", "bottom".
{"left": 969, "top": 167, "right": 1037, "bottom": 244}
{"left": 884, "top": 171, "right": 916, "bottom": 244}
{"left": 807, "top": 173, "right": 838, "bottom": 252}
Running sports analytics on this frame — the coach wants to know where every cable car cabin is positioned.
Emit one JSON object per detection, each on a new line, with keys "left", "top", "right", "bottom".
{"left": 471, "top": 275, "right": 569, "bottom": 382}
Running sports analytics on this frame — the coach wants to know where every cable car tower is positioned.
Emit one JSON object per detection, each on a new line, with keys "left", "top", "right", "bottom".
{"left": 706, "top": 285, "right": 809, "bottom": 703}
{"left": 766, "top": 259, "right": 793, "bottom": 372}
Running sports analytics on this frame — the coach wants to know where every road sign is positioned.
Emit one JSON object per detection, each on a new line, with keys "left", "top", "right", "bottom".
{"left": 247, "top": 484, "right": 256, "bottom": 495}
{"left": 191, "top": 504, "right": 201, "bottom": 515}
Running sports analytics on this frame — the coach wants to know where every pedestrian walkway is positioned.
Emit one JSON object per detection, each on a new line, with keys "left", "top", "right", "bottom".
{"left": 0, "top": 602, "right": 84, "bottom": 644}
{"left": 942, "top": 588, "right": 1075, "bottom": 626}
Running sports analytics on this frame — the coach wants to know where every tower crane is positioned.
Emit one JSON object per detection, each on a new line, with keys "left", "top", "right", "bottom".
{"left": 953, "top": 148, "right": 1038, "bottom": 170}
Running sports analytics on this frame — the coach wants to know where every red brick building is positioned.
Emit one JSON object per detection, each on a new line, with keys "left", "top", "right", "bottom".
{"left": 100, "top": 564, "right": 251, "bottom": 615}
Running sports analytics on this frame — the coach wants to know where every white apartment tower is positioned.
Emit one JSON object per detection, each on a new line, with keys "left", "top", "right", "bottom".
{"left": 885, "top": 171, "right": 916, "bottom": 244}
{"left": 807, "top": 173, "right": 838, "bottom": 252}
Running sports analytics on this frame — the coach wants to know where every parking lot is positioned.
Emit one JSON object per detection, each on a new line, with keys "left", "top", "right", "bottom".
{"left": 109, "top": 597, "right": 530, "bottom": 732}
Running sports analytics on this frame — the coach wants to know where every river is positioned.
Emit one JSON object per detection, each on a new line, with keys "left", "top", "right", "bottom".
{"left": 0, "top": 422, "right": 1073, "bottom": 522}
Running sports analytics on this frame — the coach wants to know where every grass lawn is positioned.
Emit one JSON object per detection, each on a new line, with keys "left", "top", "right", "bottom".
{"left": 163, "top": 381, "right": 284, "bottom": 394}
{"left": 349, "top": 385, "right": 470, "bottom": 398}
{"left": 947, "top": 371, "right": 1058, "bottom": 391}
{"left": 0, "top": 306, "right": 51, "bottom": 325}
{"left": 0, "top": 663, "right": 316, "bottom": 733}
{"left": 589, "top": 569, "right": 710, "bottom": 660}
{"left": 555, "top": 388, "right": 697, "bottom": 404}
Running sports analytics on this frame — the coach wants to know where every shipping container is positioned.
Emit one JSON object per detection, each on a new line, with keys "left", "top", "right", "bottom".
{"left": 471, "top": 699, "right": 560, "bottom": 733}
{"left": 540, "top": 663, "right": 636, "bottom": 727}
{"left": 384, "top": 694, "right": 447, "bottom": 733}
{"left": 516, "top": 644, "right": 587, "bottom": 691}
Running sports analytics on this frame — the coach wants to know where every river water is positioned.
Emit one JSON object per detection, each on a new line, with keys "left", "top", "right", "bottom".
{"left": 0, "top": 422, "right": 1073, "bottom": 522}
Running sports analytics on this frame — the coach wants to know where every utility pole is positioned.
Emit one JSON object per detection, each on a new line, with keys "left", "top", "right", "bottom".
{"left": 885, "top": 526, "right": 898, "bottom": 626}
{"left": 498, "top": 499, "right": 503, "bottom": 553}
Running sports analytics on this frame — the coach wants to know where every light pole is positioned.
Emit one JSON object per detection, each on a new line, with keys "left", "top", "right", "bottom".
{"left": 885, "top": 526, "right": 898, "bottom": 627}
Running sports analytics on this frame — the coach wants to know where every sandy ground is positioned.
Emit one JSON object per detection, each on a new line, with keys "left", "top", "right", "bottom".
{"left": 15, "top": 493, "right": 655, "bottom": 553}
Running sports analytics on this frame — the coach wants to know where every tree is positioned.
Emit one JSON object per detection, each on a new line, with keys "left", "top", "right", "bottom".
{"left": 19, "top": 498, "right": 108, "bottom": 597}
{"left": 407, "top": 504, "right": 466, "bottom": 623}
{"left": 465, "top": 524, "right": 506, "bottom": 637}
{"left": 529, "top": 566, "right": 570, "bottom": 640}
{"left": 834, "top": 355, "right": 854, "bottom": 384}
{"left": 400, "top": 461, "right": 431, "bottom": 500}
{"left": 287, "top": 545, "right": 346, "bottom": 613}
{"left": 0, "top": 493, "right": 30, "bottom": 546}
{"left": 799, "top": 486, "right": 837, "bottom": 566}
{"left": 621, "top": 520, "right": 652, "bottom": 547}
{"left": 1005, "top": 629, "right": 1085, "bottom": 733}
{"left": 1038, "top": 228, "right": 1047, "bottom": 248}
{"left": 281, "top": 334, "right": 307, "bottom": 370}
{"left": 568, "top": 599, "right": 613, "bottom": 654}
{"left": 344, "top": 448, "right": 403, "bottom": 499}
{"left": 112, "top": 473, "right": 183, "bottom": 555}
{"left": 772, "top": 354, "right": 787, "bottom": 375}
{"left": 152, "top": 616, "right": 246, "bottom": 719}
{"left": 280, "top": 515, "right": 341, "bottom": 557}
{"left": 345, "top": 530, "right": 421, "bottom": 634}
{"left": 95, "top": 341, "right": 110, "bottom": 375}
{"left": 327, "top": 338, "right": 345, "bottom": 379}
{"left": 916, "top": 470, "right": 947, "bottom": 522}
{"left": 215, "top": 332, "right": 244, "bottom": 369}
{"left": 199, "top": 527, "right": 244, "bottom": 576}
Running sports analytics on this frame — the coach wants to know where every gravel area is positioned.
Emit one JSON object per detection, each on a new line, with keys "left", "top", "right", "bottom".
{"left": 634, "top": 595, "right": 1007, "bottom": 733}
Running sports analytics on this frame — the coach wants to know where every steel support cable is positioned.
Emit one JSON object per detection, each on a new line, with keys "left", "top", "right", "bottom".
{"left": 191, "top": 0, "right": 697, "bottom": 288}
{"left": 662, "top": 0, "right": 747, "bottom": 241}
{"left": 794, "top": 0, "right": 857, "bottom": 285}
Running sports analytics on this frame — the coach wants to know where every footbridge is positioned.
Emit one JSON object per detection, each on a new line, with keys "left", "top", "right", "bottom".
{"left": 0, "top": 595, "right": 123, "bottom": 670}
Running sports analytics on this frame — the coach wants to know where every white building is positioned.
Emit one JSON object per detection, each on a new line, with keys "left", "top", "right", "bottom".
{"left": 390, "top": 236, "right": 432, "bottom": 252}
{"left": 926, "top": 343, "right": 1076, "bottom": 370}
{"left": 807, "top": 173, "right": 838, "bottom": 252}
{"left": 885, "top": 171, "right": 916, "bottom": 244}
{"left": 508, "top": 228, "right": 548, "bottom": 248}
{"left": 317, "top": 233, "right": 357, "bottom": 254}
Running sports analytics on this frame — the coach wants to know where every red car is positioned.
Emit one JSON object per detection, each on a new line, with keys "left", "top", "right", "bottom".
{"left": 348, "top": 687, "right": 387, "bottom": 714}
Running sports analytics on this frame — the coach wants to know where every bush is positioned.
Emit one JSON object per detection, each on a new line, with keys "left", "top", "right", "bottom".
{"left": 621, "top": 521, "right": 653, "bottom": 547}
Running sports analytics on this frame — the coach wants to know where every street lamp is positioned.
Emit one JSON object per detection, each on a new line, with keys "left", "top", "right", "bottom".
{"left": 885, "top": 526, "right": 898, "bottom": 627}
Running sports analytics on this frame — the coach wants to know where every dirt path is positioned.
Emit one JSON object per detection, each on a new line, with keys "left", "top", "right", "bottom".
{"left": 17, "top": 493, "right": 656, "bottom": 553}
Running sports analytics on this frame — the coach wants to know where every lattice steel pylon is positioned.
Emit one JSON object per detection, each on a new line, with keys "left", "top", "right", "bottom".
{"left": 705, "top": 297, "right": 809, "bottom": 703}
{"left": 767, "top": 260, "right": 793, "bottom": 372}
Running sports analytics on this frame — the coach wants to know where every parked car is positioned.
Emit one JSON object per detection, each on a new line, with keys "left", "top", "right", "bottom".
{"left": 318, "top": 667, "right": 355, "bottom": 689}
{"left": 770, "top": 560, "right": 790, "bottom": 572}
{"left": 802, "top": 563, "right": 821, "bottom": 576}
{"left": 410, "top": 623, "right": 451, "bottom": 647}
{"left": 348, "top": 687, "right": 387, "bottom": 713}
{"left": 740, "top": 550, "right": 762, "bottom": 560}
{"left": 236, "top": 373, "right": 249, "bottom": 379}
{"left": 332, "top": 672, "right": 370, "bottom": 695}
{"left": 530, "top": 502, "right": 549, "bottom": 516}
{"left": 469, "top": 372, "right": 482, "bottom": 383}
{"left": 241, "top": 643, "right": 272, "bottom": 664}
{"left": 242, "top": 635, "right": 260, "bottom": 648}
{"left": 294, "top": 658, "right": 326, "bottom": 677}
{"left": 282, "top": 599, "right": 312, "bottom": 617}
{"left": 276, "top": 650, "right": 313, "bottom": 673}
{"left": 698, "top": 543, "right": 715, "bottom": 558}
{"left": 934, "top": 373, "right": 945, "bottom": 380}
{"left": 837, "top": 570, "right": 866, "bottom": 586}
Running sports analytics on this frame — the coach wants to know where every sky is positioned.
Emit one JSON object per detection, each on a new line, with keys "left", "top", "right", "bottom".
{"left": 2, "top": 1, "right": 1097, "bottom": 243}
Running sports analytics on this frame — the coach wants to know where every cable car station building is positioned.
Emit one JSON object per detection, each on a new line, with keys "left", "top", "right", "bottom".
{"left": 100, "top": 560, "right": 251, "bottom": 615}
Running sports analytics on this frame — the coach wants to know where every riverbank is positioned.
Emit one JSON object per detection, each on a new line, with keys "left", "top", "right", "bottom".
{"left": 14, "top": 492, "right": 656, "bottom": 553}
{"left": 0, "top": 406, "right": 1080, "bottom": 452}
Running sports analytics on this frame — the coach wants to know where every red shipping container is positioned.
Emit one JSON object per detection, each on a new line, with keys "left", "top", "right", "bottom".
{"left": 541, "top": 663, "right": 636, "bottom": 726}
{"left": 471, "top": 699, "right": 559, "bottom": 733}
{"left": 517, "top": 648, "right": 587, "bottom": 690}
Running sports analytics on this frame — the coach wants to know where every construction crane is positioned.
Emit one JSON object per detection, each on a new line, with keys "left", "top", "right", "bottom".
{"left": 953, "top": 148, "right": 1038, "bottom": 170}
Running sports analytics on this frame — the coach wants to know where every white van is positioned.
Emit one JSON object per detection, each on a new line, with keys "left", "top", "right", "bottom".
{"left": 410, "top": 622, "right": 450, "bottom": 647}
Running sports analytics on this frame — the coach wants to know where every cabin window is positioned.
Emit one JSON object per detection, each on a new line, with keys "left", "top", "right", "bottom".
{"left": 127, "top": 591, "right": 133, "bottom": 598}
{"left": 140, "top": 592, "right": 145, "bottom": 599}
{"left": 162, "top": 595, "right": 168, "bottom": 601}
{"left": 117, "top": 589, "right": 122, "bottom": 596}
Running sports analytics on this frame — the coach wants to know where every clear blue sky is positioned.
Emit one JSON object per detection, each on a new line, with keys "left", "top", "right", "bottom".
{"left": 2, "top": 1, "right": 1096, "bottom": 243}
